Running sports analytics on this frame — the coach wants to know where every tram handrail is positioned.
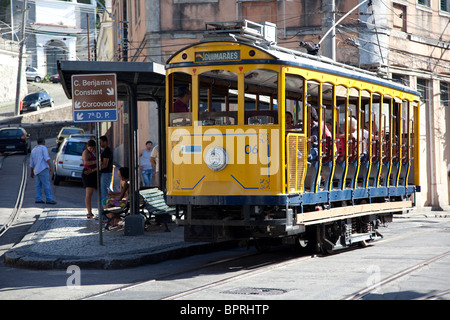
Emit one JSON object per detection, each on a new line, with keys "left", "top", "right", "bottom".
{"left": 286, "top": 133, "right": 307, "bottom": 194}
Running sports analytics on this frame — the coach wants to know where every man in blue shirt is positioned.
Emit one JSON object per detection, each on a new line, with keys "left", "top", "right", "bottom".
{"left": 30, "top": 138, "right": 56, "bottom": 204}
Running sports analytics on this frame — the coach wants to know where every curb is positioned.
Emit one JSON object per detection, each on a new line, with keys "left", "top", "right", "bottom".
{"left": 3, "top": 238, "right": 238, "bottom": 270}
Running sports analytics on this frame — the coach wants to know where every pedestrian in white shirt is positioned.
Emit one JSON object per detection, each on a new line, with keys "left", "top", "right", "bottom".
{"left": 30, "top": 138, "right": 56, "bottom": 204}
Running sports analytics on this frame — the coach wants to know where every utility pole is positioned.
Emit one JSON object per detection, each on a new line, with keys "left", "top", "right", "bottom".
{"left": 14, "top": 0, "right": 28, "bottom": 116}
{"left": 322, "top": 0, "right": 336, "bottom": 61}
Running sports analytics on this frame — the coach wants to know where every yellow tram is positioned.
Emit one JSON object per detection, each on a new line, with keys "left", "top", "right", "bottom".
{"left": 164, "top": 21, "right": 420, "bottom": 251}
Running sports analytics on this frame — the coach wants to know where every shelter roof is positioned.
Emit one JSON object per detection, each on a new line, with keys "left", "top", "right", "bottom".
{"left": 58, "top": 60, "right": 166, "bottom": 102}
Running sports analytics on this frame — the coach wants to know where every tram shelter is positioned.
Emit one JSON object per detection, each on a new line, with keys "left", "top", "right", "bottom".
{"left": 57, "top": 60, "right": 166, "bottom": 235}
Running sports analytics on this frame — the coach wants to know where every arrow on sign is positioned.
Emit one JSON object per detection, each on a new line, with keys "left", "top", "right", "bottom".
{"left": 74, "top": 101, "right": 81, "bottom": 109}
{"left": 106, "top": 88, "right": 114, "bottom": 96}
{"left": 76, "top": 112, "right": 84, "bottom": 121}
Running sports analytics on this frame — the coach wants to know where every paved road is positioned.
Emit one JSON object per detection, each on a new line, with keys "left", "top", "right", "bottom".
{"left": 86, "top": 216, "right": 450, "bottom": 301}
{"left": 0, "top": 81, "right": 70, "bottom": 119}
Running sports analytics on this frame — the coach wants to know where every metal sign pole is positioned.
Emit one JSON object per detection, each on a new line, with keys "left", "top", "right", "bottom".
{"left": 96, "top": 122, "right": 103, "bottom": 245}
{"left": 70, "top": 73, "right": 118, "bottom": 245}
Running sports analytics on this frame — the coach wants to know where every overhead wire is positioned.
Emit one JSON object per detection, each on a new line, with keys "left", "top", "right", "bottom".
{"left": 336, "top": 24, "right": 450, "bottom": 73}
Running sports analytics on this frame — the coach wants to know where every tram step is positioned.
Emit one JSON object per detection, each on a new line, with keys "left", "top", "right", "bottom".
{"left": 324, "top": 231, "right": 383, "bottom": 252}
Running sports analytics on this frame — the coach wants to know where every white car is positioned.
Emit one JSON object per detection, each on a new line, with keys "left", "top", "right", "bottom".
{"left": 25, "top": 67, "right": 45, "bottom": 83}
{"left": 52, "top": 136, "right": 90, "bottom": 185}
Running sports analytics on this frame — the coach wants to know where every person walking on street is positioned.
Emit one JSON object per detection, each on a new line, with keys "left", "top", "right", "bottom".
{"left": 82, "top": 139, "right": 97, "bottom": 219}
{"left": 139, "top": 140, "right": 153, "bottom": 188}
{"left": 99, "top": 135, "right": 113, "bottom": 209}
{"left": 30, "top": 138, "right": 56, "bottom": 205}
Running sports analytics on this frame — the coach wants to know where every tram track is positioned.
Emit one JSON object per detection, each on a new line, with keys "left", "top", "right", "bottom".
{"left": 84, "top": 230, "right": 450, "bottom": 300}
{"left": 344, "top": 250, "right": 450, "bottom": 300}
{"left": 84, "top": 221, "right": 450, "bottom": 300}
{"left": 84, "top": 248, "right": 318, "bottom": 300}
{"left": 0, "top": 154, "right": 28, "bottom": 237}
{"left": 161, "top": 252, "right": 314, "bottom": 300}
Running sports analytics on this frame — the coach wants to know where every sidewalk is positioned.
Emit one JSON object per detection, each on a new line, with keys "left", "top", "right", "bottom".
{"left": 3, "top": 208, "right": 229, "bottom": 270}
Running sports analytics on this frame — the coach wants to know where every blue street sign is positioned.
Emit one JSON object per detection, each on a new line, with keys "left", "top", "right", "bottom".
{"left": 73, "top": 109, "right": 118, "bottom": 122}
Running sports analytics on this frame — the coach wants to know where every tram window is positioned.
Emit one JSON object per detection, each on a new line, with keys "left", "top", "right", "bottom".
{"left": 361, "top": 90, "right": 371, "bottom": 131}
{"left": 382, "top": 96, "right": 392, "bottom": 137}
{"left": 285, "top": 98, "right": 303, "bottom": 131}
{"left": 198, "top": 70, "right": 238, "bottom": 126}
{"left": 336, "top": 85, "right": 347, "bottom": 135}
{"left": 348, "top": 88, "right": 359, "bottom": 120}
{"left": 285, "top": 74, "right": 305, "bottom": 132}
{"left": 336, "top": 85, "right": 348, "bottom": 161}
{"left": 401, "top": 99, "right": 410, "bottom": 164}
{"left": 408, "top": 101, "right": 418, "bottom": 185}
{"left": 322, "top": 83, "right": 334, "bottom": 133}
{"left": 372, "top": 93, "right": 381, "bottom": 137}
{"left": 244, "top": 69, "right": 278, "bottom": 125}
{"left": 380, "top": 96, "right": 393, "bottom": 165}
{"left": 169, "top": 72, "right": 192, "bottom": 127}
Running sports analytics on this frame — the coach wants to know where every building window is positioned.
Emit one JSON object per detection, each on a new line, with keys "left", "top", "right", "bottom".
{"left": 241, "top": 1, "right": 277, "bottom": 23}
{"left": 441, "top": 0, "right": 450, "bottom": 12}
{"left": 417, "top": 78, "right": 428, "bottom": 104}
{"left": 441, "top": 81, "right": 449, "bottom": 106}
{"left": 418, "top": 0, "right": 431, "bottom": 7}
{"left": 392, "top": 73, "right": 409, "bottom": 86}
{"left": 393, "top": 4, "right": 407, "bottom": 32}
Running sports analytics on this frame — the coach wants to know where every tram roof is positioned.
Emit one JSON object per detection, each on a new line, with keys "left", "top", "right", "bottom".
{"left": 57, "top": 60, "right": 166, "bottom": 101}
{"left": 167, "top": 39, "right": 420, "bottom": 98}
{"left": 264, "top": 45, "right": 421, "bottom": 97}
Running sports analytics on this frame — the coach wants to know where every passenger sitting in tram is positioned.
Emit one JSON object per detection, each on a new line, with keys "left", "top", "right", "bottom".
{"left": 349, "top": 117, "right": 369, "bottom": 161}
{"left": 173, "top": 87, "right": 191, "bottom": 113}
{"left": 285, "top": 111, "right": 295, "bottom": 129}
{"left": 308, "top": 107, "right": 331, "bottom": 161}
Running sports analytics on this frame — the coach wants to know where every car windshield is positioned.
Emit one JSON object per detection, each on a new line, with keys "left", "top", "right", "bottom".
{"left": 23, "top": 93, "right": 40, "bottom": 101}
{"left": 64, "top": 141, "right": 87, "bottom": 156}
{"left": 62, "top": 128, "right": 83, "bottom": 135}
{"left": 0, "top": 129, "right": 23, "bottom": 137}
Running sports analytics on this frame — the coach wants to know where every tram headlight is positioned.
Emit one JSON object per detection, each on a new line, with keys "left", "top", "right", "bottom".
{"left": 205, "top": 146, "right": 228, "bottom": 171}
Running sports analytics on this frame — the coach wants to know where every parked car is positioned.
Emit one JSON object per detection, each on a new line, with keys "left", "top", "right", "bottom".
{"left": 56, "top": 126, "right": 85, "bottom": 148}
{"left": 52, "top": 136, "right": 90, "bottom": 185}
{"left": 25, "top": 66, "right": 45, "bottom": 83}
{"left": 69, "top": 133, "right": 95, "bottom": 140}
{"left": 0, "top": 127, "right": 31, "bottom": 155}
{"left": 49, "top": 74, "right": 60, "bottom": 83}
{"left": 21, "top": 91, "right": 54, "bottom": 113}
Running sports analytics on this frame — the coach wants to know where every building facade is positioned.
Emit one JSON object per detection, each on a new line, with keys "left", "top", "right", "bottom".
{"left": 106, "top": 0, "right": 450, "bottom": 208}
{"left": 1, "top": 0, "right": 96, "bottom": 77}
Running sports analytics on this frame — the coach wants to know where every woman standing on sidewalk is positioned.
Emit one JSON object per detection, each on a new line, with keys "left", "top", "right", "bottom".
{"left": 82, "top": 139, "right": 97, "bottom": 219}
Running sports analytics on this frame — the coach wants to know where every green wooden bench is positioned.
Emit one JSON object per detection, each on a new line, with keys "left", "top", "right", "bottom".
{"left": 139, "top": 188, "right": 176, "bottom": 232}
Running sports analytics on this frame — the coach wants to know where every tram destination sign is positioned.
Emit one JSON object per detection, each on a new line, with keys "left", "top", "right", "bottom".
{"left": 195, "top": 50, "right": 240, "bottom": 63}
{"left": 72, "top": 73, "right": 118, "bottom": 122}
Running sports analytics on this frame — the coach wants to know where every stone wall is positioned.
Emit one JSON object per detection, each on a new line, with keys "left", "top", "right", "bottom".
{"left": 0, "top": 39, "right": 28, "bottom": 104}
{"left": 0, "top": 104, "right": 90, "bottom": 141}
